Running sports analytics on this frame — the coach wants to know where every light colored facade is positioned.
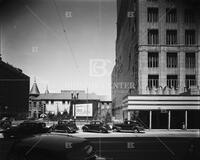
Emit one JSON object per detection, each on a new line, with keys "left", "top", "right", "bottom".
{"left": 112, "top": 0, "right": 200, "bottom": 128}
{"left": 29, "top": 83, "right": 111, "bottom": 120}
{"left": 137, "top": 0, "right": 200, "bottom": 94}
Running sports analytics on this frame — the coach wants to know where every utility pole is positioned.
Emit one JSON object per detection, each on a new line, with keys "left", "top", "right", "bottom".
{"left": 0, "top": 24, "right": 3, "bottom": 59}
{"left": 86, "top": 88, "right": 88, "bottom": 122}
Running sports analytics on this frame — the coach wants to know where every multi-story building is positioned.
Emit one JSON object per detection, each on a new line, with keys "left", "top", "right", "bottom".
{"left": 112, "top": 0, "right": 200, "bottom": 129}
{"left": 0, "top": 58, "right": 30, "bottom": 119}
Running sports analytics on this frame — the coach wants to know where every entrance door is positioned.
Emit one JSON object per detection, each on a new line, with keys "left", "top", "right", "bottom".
{"left": 171, "top": 110, "right": 185, "bottom": 129}
{"left": 152, "top": 110, "right": 168, "bottom": 129}
{"left": 188, "top": 110, "right": 200, "bottom": 129}
{"left": 159, "top": 111, "right": 168, "bottom": 129}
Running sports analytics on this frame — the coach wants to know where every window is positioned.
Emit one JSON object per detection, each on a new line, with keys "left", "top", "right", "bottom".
{"left": 148, "top": 29, "right": 159, "bottom": 44}
{"left": 167, "top": 53, "right": 177, "bottom": 68}
{"left": 185, "top": 53, "right": 195, "bottom": 68}
{"left": 166, "top": 8, "right": 177, "bottom": 23}
{"left": 51, "top": 101, "right": 54, "bottom": 104}
{"left": 147, "top": 8, "right": 158, "bottom": 22}
{"left": 33, "top": 102, "right": 36, "bottom": 107}
{"left": 185, "top": 9, "right": 195, "bottom": 24}
{"left": 62, "top": 100, "right": 65, "bottom": 104}
{"left": 186, "top": 75, "right": 196, "bottom": 88}
{"left": 166, "top": 30, "right": 177, "bottom": 45}
{"left": 167, "top": 75, "right": 178, "bottom": 89}
{"left": 148, "top": 75, "right": 159, "bottom": 89}
{"left": 148, "top": 52, "right": 159, "bottom": 68}
{"left": 185, "top": 30, "right": 196, "bottom": 45}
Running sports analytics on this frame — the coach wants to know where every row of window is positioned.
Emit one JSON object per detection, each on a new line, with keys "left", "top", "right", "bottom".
{"left": 147, "top": 7, "right": 195, "bottom": 24}
{"left": 148, "top": 29, "right": 196, "bottom": 45}
{"left": 148, "top": 74, "right": 196, "bottom": 89}
{"left": 147, "top": 0, "right": 175, "bottom": 2}
{"left": 148, "top": 52, "right": 195, "bottom": 68}
{"left": 46, "top": 100, "right": 67, "bottom": 104}
{"left": 30, "top": 101, "right": 68, "bottom": 107}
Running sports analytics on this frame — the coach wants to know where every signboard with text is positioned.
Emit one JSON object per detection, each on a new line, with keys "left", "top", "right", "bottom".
{"left": 75, "top": 103, "right": 93, "bottom": 117}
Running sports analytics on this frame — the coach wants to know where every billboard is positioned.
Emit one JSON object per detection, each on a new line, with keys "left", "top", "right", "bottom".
{"left": 75, "top": 103, "right": 93, "bottom": 117}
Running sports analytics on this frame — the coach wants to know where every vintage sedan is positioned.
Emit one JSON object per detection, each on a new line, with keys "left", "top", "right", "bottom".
{"left": 0, "top": 117, "right": 11, "bottom": 130}
{"left": 82, "top": 120, "right": 110, "bottom": 133}
{"left": 0, "top": 133, "right": 97, "bottom": 160}
{"left": 53, "top": 119, "right": 79, "bottom": 133}
{"left": 112, "top": 120, "right": 145, "bottom": 133}
{"left": 2, "top": 120, "right": 51, "bottom": 138}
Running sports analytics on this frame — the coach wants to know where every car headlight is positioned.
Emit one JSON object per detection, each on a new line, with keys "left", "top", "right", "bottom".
{"left": 0, "top": 133, "right": 4, "bottom": 139}
{"left": 83, "top": 145, "right": 93, "bottom": 155}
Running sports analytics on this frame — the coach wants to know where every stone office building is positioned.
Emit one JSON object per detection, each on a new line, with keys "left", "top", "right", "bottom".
{"left": 112, "top": 0, "right": 200, "bottom": 129}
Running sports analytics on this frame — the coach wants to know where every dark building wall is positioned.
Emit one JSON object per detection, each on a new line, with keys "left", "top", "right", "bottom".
{"left": 0, "top": 61, "right": 29, "bottom": 119}
{"left": 112, "top": 0, "right": 138, "bottom": 119}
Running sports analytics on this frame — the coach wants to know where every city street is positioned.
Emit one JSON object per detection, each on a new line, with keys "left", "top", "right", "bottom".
{"left": 1, "top": 0, "right": 200, "bottom": 159}
{"left": 0, "top": 130, "right": 199, "bottom": 160}
{"left": 53, "top": 130, "right": 200, "bottom": 160}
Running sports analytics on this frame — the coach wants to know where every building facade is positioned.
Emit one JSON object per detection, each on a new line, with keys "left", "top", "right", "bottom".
{"left": 29, "top": 82, "right": 110, "bottom": 121}
{"left": 112, "top": 0, "right": 200, "bottom": 128}
{"left": 0, "top": 58, "right": 30, "bottom": 119}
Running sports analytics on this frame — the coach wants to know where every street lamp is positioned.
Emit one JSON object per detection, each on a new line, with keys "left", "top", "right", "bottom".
{"left": 71, "top": 92, "right": 79, "bottom": 121}
{"left": 4, "top": 106, "right": 8, "bottom": 117}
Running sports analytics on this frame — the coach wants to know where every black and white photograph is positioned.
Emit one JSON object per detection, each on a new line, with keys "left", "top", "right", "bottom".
{"left": 0, "top": 0, "right": 200, "bottom": 160}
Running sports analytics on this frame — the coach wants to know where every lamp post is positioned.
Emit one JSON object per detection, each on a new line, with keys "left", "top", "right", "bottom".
{"left": 4, "top": 106, "right": 8, "bottom": 117}
{"left": 71, "top": 92, "right": 79, "bottom": 121}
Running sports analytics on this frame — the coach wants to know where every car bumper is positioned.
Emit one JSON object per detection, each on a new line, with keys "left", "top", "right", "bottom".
{"left": 87, "top": 155, "right": 106, "bottom": 160}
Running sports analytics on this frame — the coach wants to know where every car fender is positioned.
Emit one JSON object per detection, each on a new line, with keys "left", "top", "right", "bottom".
{"left": 113, "top": 125, "right": 121, "bottom": 131}
{"left": 7, "top": 133, "right": 96, "bottom": 160}
{"left": 82, "top": 125, "right": 89, "bottom": 131}
{"left": 100, "top": 127, "right": 108, "bottom": 133}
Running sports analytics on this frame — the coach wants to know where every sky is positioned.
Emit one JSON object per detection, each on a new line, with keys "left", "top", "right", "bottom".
{"left": 0, "top": 0, "right": 116, "bottom": 99}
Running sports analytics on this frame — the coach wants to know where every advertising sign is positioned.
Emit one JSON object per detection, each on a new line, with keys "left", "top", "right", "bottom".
{"left": 75, "top": 103, "right": 93, "bottom": 117}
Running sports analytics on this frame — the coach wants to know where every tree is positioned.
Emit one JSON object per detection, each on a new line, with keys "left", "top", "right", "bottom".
{"left": 56, "top": 111, "right": 62, "bottom": 120}
{"left": 105, "top": 112, "right": 112, "bottom": 123}
{"left": 47, "top": 112, "right": 55, "bottom": 121}
{"left": 62, "top": 109, "right": 69, "bottom": 119}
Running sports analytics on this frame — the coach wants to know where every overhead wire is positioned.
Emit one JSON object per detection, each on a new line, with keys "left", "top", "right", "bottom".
{"left": 52, "top": 0, "right": 80, "bottom": 71}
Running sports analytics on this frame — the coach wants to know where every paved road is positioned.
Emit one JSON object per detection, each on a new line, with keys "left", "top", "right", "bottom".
{"left": 65, "top": 129, "right": 200, "bottom": 138}
{"left": 50, "top": 131, "right": 200, "bottom": 160}
{"left": 88, "top": 137, "right": 200, "bottom": 160}
{"left": 0, "top": 131, "right": 199, "bottom": 160}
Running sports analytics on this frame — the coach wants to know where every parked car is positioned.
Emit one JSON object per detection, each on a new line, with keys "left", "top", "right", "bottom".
{"left": 0, "top": 117, "right": 11, "bottom": 130}
{"left": 1, "top": 132, "right": 98, "bottom": 160}
{"left": 2, "top": 120, "right": 51, "bottom": 138}
{"left": 112, "top": 120, "right": 145, "bottom": 133}
{"left": 82, "top": 120, "right": 110, "bottom": 133}
{"left": 53, "top": 119, "right": 79, "bottom": 133}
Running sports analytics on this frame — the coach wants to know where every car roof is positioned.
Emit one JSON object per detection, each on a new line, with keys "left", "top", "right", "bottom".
{"left": 22, "top": 120, "right": 45, "bottom": 124}
{"left": 91, "top": 120, "right": 101, "bottom": 122}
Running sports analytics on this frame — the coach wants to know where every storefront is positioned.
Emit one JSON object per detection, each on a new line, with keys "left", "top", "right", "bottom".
{"left": 122, "top": 95, "right": 200, "bottom": 129}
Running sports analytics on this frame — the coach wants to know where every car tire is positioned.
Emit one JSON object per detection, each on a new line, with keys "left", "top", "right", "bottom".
{"left": 66, "top": 127, "right": 72, "bottom": 133}
{"left": 116, "top": 127, "right": 121, "bottom": 132}
{"left": 132, "top": 128, "right": 139, "bottom": 133}
{"left": 100, "top": 129, "right": 105, "bottom": 133}
{"left": 82, "top": 127, "right": 87, "bottom": 132}
{"left": 112, "top": 128, "right": 117, "bottom": 132}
